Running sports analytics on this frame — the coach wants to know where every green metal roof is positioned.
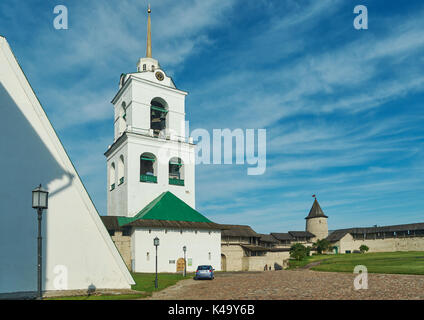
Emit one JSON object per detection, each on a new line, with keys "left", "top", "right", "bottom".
{"left": 117, "top": 192, "right": 212, "bottom": 226}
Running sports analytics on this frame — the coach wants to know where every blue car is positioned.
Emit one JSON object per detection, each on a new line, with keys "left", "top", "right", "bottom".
{"left": 195, "top": 265, "right": 214, "bottom": 280}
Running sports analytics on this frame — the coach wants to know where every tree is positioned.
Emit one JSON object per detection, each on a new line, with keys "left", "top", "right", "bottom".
{"left": 313, "top": 239, "right": 331, "bottom": 254}
{"left": 290, "top": 243, "right": 309, "bottom": 261}
{"left": 359, "top": 245, "right": 369, "bottom": 253}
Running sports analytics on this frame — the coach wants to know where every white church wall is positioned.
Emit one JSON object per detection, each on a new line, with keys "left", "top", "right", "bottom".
{"left": 107, "top": 134, "right": 195, "bottom": 217}
{"left": 0, "top": 37, "right": 134, "bottom": 295}
{"left": 126, "top": 77, "right": 187, "bottom": 138}
{"left": 114, "top": 88, "right": 132, "bottom": 141}
{"left": 132, "top": 228, "right": 221, "bottom": 273}
{"left": 125, "top": 135, "right": 195, "bottom": 216}
{"left": 107, "top": 142, "right": 128, "bottom": 217}
{"left": 128, "top": 100, "right": 150, "bottom": 132}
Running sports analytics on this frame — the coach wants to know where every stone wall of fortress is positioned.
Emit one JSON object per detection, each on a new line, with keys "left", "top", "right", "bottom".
{"left": 241, "top": 252, "right": 290, "bottom": 271}
{"left": 335, "top": 234, "right": 424, "bottom": 253}
{"left": 221, "top": 245, "right": 245, "bottom": 271}
{"left": 110, "top": 231, "right": 132, "bottom": 270}
{"left": 221, "top": 245, "right": 290, "bottom": 271}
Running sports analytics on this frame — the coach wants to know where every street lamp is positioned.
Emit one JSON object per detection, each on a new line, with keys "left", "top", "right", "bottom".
{"left": 32, "top": 184, "right": 49, "bottom": 300}
{"left": 154, "top": 237, "right": 159, "bottom": 289}
{"left": 183, "top": 246, "right": 187, "bottom": 277}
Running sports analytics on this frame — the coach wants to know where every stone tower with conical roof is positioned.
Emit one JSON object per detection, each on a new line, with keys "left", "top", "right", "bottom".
{"left": 305, "top": 197, "right": 328, "bottom": 241}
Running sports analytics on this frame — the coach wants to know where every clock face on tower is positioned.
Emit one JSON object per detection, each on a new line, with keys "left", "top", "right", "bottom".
{"left": 155, "top": 71, "right": 164, "bottom": 81}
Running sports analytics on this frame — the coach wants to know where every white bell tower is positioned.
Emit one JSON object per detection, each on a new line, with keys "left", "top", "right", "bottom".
{"left": 105, "top": 6, "right": 196, "bottom": 217}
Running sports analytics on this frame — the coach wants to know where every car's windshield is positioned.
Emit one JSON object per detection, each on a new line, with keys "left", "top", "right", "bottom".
{"left": 197, "top": 266, "right": 211, "bottom": 270}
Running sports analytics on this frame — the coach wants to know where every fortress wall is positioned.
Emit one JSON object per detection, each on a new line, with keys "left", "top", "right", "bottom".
{"left": 336, "top": 234, "right": 424, "bottom": 253}
{"left": 242, "top": 252, "right": 290, "bottom": 271}
{"left": 221, "top": 245, "right": 245, "bottom": 271}
{"left": 110, "top": 231, "right": 132, "bottom": 270}
{"left": 221, "top": 245, "right": 290, "bottom": 271}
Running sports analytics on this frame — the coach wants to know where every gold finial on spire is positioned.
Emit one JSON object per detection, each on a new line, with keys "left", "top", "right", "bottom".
{"left": 146, "top": 4, "right": 152, "bottom": 58}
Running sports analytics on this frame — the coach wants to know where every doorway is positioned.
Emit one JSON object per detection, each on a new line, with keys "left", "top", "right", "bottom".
{"left": 221, "top": 254, "right": 227, "bottom": 271}
{"left": 176, "top": 258, "right": 185, "bottom": 272}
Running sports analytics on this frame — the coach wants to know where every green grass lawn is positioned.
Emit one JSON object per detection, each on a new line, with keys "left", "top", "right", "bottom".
{"left": 287, "top": 254, "right": 329, "bottom": 269}
{"left": 131, "top": 272, "right": 194, "bottom": 294}
{"left": 47, "top": 272, "right": 194, "bottom": 300}
{"left": 289, "top": 251, "right": 424, "bottom": 275}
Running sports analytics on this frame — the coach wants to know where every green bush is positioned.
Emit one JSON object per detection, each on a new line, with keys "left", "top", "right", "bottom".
{"left": 313, "top": 239, "right": 331, "bottom": 254}
{"left": 290, "top": 243, "right": 309, "bottom": 261}
{"left": 359, "top": 245, "right": 369, "bottom": 253}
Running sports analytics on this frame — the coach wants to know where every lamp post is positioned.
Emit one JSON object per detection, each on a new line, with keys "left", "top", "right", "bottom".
{"left": 154, "top": 237, "right": 159, "bottom": 289}
{"left": 183, "top": 246, "right": 187, "bottom": 277}
{"left": 32, "top": 184, "right": 49, "bottom": 300}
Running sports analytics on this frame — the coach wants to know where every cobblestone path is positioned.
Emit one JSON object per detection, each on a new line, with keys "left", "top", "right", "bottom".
{"left": 145, "top": 270, "right": 424, "bottom": 300}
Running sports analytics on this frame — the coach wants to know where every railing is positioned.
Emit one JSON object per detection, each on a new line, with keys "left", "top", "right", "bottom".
{"left": 119, "top": 177, "right": 124, "bottom": 185}
{"left": 140, "top": 174, "right": 157, "bottom": 183}
{"left": 110, "top": 183, "right": 115, "bottom": 191}
{"left": 169, "top": 178, "right": 184, "bottom": 186}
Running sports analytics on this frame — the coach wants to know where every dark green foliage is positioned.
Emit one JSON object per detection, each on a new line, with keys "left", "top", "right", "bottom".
{"left": 313, "top": 239, "right": 331, "bottom": 254}
{"left": 359, "top": 245, "right": 369, "bottom": 253}
{"left": 290, "top": 243, "right": 309, "bottom": 261}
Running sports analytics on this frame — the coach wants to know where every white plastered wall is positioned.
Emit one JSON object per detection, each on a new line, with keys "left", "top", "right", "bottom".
{"left": 107, "top": 134, "right": 195, "bottom": 217}
{"left": 132, "top": 228, "right": 221, "bottom": 273}
{"left": 0, "top": 36, "right": 134, "bottom": 295}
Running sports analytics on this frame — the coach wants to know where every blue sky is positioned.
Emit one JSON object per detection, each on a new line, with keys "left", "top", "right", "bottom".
{"left": 1, "top": 0, "right": 423, "bottom": 233}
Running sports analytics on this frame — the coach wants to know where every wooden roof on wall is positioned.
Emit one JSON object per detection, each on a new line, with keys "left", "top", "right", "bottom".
{"left": 327, "top": 222, "right": 424, "bottom": 242}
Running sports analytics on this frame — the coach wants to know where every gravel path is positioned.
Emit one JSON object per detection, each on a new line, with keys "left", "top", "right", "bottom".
{"left": 145, "top": 270, "right": 424, "bottom": 300}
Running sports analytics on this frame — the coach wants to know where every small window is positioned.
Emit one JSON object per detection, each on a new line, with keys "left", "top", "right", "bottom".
{"left": 120, "top": 74, "right": 126, "bottom": 87}
{"left": 169, "top": 157, "right": 184, "bottom": 186}
{"left": 198, "top": 266, "right": 212, "bottom": 271}
{"left": 208, "top": 252, "right": 211, "bottom": 260}
{"left": 165, "top": 230, "right": 168, "bottom": 234}
{"left": 150, "top": 98, "right": 168, "bottom": 133}
{"left": 147, "top": 252, "right": 150, "bottom": 261}
{"left": 110, "top": 163, "right": 116, "bottom": 191}
{"left": 140, "top": 153, "right": 157, "bottom": 183}
{"left": 180, "top": 230, "right": 183, "bottom": 234}
{"left": 149, "top": 229, "right": 151, "bottom": 234}
{"left": 143, "top": 64, "right": 146, "bottom": 71}
{"left": 118, "top": 155, "right": 125, "bottom": 185}
{"left": 195, "top": 230, "right": 198, "bottom": 234}
{"left": 152, "top": 65, "right": 155, "bottom": 71}
{"left": 118, "top": 103, "right": 126, "bottom": 134}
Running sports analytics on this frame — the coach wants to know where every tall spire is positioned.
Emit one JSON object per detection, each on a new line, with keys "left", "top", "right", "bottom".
{"left": 146, "top": 4, "right": 152, "bottom": 58}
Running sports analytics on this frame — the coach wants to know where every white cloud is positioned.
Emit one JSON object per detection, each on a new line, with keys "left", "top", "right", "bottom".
{"left": 5, "top": 0, "right": 424, "bottom": 230}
